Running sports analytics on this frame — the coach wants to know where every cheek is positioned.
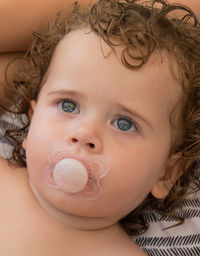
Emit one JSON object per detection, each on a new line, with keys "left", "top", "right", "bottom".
{"left": 110, "top": 144, "right": 167, "bottom": 187}
{"left": 25, "top": 116, "right": 53, "bottom": 180}
{"left": 26, "top": 108, "right": 64, "bottom": 152}
{"left": 103, "top": 141, "right": 170, "bottom": 214}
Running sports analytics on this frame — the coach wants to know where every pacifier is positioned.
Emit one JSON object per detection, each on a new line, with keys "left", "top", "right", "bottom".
{"left": 42, "top": 142, "right": 109, "bottom": 200}
{"left": 53, "top": 158, "right": 89, "bottom": 193}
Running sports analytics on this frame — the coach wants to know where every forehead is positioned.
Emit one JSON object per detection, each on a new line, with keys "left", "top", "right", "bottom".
{"left": 43, "top": 30, "right": 181, "bottom": 126}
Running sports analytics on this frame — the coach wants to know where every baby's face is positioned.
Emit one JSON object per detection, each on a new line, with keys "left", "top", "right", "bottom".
{"left": 25, "top": 30, "right": 181, "bottom": 226}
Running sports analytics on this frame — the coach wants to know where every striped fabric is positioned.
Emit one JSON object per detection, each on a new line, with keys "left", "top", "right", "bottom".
{"left": 0, "top": 118, "right": 19, "bottom": 158}
{"left": 133, "top": 192, "right": 200, "bottom": 255}
{"left": 0, "top": 112, "right": 27, "bottom": 158}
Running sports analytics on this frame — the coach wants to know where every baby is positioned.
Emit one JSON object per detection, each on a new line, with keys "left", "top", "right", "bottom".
{"left": 0, "top": 0, "right": 200, "bottom": 255}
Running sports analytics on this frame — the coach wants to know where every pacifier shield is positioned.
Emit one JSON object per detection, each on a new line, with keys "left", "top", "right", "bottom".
{"left": 43, "top": 141, "right": 110, "bottom": 200}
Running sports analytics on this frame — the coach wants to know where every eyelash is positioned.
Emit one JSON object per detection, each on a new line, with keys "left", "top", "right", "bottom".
{"left": 113, "top": 115, "right": 139, "bottom": 133}
{"left": 56, "top": 97, "right": 80, "bottom": 113}
{"left": 55, "top": 98, "right": 139, "bottom": 133}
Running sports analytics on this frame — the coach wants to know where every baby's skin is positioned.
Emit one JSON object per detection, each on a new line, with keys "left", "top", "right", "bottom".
{"left": 0, "top": 158, "right": 145, "bottom": 255}
{"left": 0, "top": 29, "right": 182, "bottom": 255}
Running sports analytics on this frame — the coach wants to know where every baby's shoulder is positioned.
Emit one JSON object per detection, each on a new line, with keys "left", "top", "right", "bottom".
{"left": 0, "top": 157, "right": 12, "bottom": 176}
{"left": 99, "top": 226, "right": 147, "bottom": 256}
{"left": 0, "top": 157, "right": 27, "bottom": 185}
{"left": 117, "top": 241, "right": 147, "bottom": 256}
{"left": 0, "top": 156, "right": 15, "bottom": 172}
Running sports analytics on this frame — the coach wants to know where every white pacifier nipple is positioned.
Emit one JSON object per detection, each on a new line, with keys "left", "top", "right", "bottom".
{"left": 53, "top": 158, "right": 88, "bottom": 193}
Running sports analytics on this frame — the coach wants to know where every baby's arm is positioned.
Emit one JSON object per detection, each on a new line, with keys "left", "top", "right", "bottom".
{"left": 0, "top": 0, "right": 97, "bottom": 52}
{"left": 0, "top": 0, "right": 199, "bottom": 53}
{"left": 0, "top": 0, "right": 199, "bottom": 94}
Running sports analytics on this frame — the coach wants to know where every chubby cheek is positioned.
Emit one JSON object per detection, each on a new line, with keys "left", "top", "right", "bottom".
{"left": 26, "top": 105, "right": 64, "bottom": 158}
{"left": 103, "top": 149, "right": 168, "bottom": 218}
{"left": 25, "top": 119, "right": 53, "bottom": 183}
{"left": 25, "top": 137, "right": 45, "bottom": 185}
{"left": 102, "top": 171, "right": 151, "bottom": 218}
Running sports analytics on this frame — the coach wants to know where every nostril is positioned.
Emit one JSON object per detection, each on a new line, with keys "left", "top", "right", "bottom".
{"left": 72, "top": 138, "right": 78, "bottom": 143}
{"left": 88, "top": 143, "right": 95, "bottom": 149}
{"left": 70, "top": 138, "right": 95, "bottom": 149}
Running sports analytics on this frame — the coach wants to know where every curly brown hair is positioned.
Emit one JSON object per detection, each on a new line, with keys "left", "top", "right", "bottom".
{"left": 1, "top": 0, "right": 200, "bottom": 236}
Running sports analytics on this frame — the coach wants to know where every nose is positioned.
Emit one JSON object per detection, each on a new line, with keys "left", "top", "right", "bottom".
{"left": 66, "top": 123, "right": 103, "bottom": 154}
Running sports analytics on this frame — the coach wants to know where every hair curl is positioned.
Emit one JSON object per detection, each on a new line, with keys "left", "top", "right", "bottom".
{"left": 1, "top": 0, "right": 200, "bottom": 235}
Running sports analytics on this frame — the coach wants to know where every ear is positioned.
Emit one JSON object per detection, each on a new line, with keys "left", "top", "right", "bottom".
{"left": 151, "top": 153, "right": 182, "bottom": 199}
{"left": 28, "top": 100, "right": 36, "bottom": 119}
{"left": 22, "top": 100, "right": 36, "bottom": 150}
{"left": 151, "top": 177, "right": 175, "bottom": 199}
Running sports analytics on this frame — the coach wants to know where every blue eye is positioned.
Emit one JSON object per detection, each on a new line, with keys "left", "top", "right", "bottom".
{"left": 59, "top": 99, "right": 79, "bottom": 113}
{"left": 113, "top": 117, "right": 137, "bottom": 132}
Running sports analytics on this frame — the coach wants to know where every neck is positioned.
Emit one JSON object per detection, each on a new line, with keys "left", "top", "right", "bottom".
{"left": 29, "top": 180, "right": 121, "bottom": 232}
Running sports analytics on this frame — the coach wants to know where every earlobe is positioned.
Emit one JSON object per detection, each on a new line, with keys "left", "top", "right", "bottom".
{"left": 151, "top": 178, "right": 174, "bottom": 199}
{"left": 22, "top": 100, "right": 36, "bottom": 150}
{"left": 28, "top": 100, "right": 36, "bottom": 119}
{"left": 22, "top": 138, "right": 27, "bottom": 150}
{"left": 151, "top": 153, "right": 183, "bottom": 199}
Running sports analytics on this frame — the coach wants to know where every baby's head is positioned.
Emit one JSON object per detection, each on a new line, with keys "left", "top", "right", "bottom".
{"left": 2, "top": 0, "right": 200, "bottom": 234}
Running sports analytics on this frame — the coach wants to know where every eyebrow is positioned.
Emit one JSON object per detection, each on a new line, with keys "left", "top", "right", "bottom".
{"left": 115, "top": 102, "right": 153, "bottom": 130}
{"left": 47, "top": 89, "right": 84, "bottom": 99}
{"left": 47, "top": 89, "right": 153, "bottom": 130}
